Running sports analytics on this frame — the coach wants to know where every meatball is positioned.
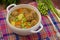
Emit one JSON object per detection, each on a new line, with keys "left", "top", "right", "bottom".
{"left": 31, "top": 11, "right": 38, "bottom": 18}
{"left": 24, "top": 11, "right": 36, "bottom": 21}
{"left": 24, "top": 13, "right": 34, "bottom": 21}
{"left": 11, "top": 11, "right": 18, "bottom": 16}
{"left": 31, "top": 20, "right": 37, "bottom": 26}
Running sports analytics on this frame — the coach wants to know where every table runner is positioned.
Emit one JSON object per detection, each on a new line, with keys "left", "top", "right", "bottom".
{"left": 0, "top": 3, "right": 60, "bottom": 40}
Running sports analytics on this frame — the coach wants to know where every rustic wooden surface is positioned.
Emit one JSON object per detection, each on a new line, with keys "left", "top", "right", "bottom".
{"left": 0, "top": 4, "right": 5, "bottom": 10}
{"left": 0, "top": 0, "right": 60, "bottom": 9}
{"left": 0, "top": 0, "right": 35, "bottom": 10}
{"left": 52, "top": 0, "right": 60, "bottom": 9}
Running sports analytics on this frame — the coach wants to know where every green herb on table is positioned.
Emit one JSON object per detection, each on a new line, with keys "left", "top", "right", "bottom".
{"left": 36, "top": 0, "right": 60, "bottom": 18}
{"left": 42, "top": 0, "right": 60, "bottom": 18}
{"left": 36, "top": 0, "right": 48, "bottom": 16}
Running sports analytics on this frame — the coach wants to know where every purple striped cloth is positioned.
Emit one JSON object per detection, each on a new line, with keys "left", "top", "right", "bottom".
{"left": 0, "top": 9, "right": 60, "bottom": 40}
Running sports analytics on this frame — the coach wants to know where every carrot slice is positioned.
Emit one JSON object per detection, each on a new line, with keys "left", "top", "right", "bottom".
{"left": 17, "top": 8, "right": 23, "bottom": 13}
{"left": 15, "top": 21, "right": 21, "bottom": 27}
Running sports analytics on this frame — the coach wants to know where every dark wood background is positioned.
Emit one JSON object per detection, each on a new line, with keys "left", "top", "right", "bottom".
{"left": 20, "top": 0, "right": 60, "bottom": 9}
{"left": 52, "top": 0, "right": 60, "bottom": 9}
{"left": 0, "top": 0, "right": 60, "bottom": 10}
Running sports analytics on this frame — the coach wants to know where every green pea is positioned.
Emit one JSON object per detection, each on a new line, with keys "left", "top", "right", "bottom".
{"left": 27, "top": 22, "right": 31, "bottom": 26}
{"left": 22, "top": 17, "right": 27, "bottom": 22}
{"left": 21, "top": 23, "right": 25, "bottom": 28}
{"left": 13, "top": 16, "right": 18, "bottom": 22}
{"left": 37, "top": 2, "right": 48, "bottom": 16}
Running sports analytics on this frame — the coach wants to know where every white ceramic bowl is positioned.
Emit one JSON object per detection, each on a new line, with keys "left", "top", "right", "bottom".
{"left": 6, "top": 4, "right": 43, "bottom": 35}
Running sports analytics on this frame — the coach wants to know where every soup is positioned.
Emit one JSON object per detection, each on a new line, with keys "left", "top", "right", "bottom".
{"left": 9, "top": 8, "right": 39, "bottom": 29}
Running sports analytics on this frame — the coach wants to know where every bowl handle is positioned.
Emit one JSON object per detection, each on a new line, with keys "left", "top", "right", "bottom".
{"left": 31, "top": 23, "right": 43, "bottom": 33}
{"left": 7, "top": 4, "right": 16, "bottom": 13}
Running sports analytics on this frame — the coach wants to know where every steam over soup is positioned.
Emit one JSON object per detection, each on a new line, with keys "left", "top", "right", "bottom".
{"left": 9, "top": 8, "right": 39, "bottom": 29}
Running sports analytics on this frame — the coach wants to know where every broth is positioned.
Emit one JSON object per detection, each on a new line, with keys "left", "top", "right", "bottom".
{"left": 9, "top": 8, "right": 39, "bottom": 29}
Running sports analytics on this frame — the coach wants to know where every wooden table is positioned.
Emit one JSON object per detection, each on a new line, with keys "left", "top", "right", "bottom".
{"left": 0, "top": 0, "right": 60, "bottom": 10}
{"left": 52, "top": 0, "right": 60, "bottom": 9}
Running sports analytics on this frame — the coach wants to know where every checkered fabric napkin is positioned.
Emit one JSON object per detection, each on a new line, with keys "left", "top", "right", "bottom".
{"left": 0, "top": 9, "right": 60, "bottom": 40}
{"left": 48, "top": 10, "right": 60, "bottom": 33}
{"left": 0, "top": 2, "right": 60, "bottom": 40}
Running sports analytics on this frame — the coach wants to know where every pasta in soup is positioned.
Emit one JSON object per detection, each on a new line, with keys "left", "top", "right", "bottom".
{"left": 9, "top": 8, "right": 39, "bottom": 29}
